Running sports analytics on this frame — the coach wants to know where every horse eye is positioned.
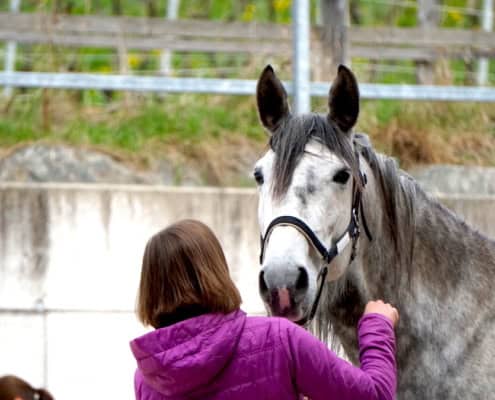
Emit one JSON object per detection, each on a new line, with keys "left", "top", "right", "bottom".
{"left": 254, "top": 169, "right": 264, "bottom": 185}
{"left": 333, "top": 169, "right": 350, "bottom": 184}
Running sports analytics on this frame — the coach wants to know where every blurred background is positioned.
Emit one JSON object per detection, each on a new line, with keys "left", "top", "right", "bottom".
{"left": 0, "top": 0, "right": 494, "bottom": 399}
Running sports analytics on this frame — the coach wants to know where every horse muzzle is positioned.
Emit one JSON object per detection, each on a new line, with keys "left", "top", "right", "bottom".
{"left": 258, "top": 265, "right": 309, "bottom": 321}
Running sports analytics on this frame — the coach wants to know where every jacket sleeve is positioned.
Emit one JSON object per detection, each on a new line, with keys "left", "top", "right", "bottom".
{"left": 280, "top": 313, "right": 396, "bottom": 400}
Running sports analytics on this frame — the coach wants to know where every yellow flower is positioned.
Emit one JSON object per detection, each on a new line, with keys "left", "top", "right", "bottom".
{"left": 447, "top": 10, "right": 462, "bottom": 23}
{"left": 241, "top": 3, "right": 256, "bottom": 22}
{"left": 273, "top": 0, "right": 291, "bottom": 12}
{"left": 98, "top": 65, "right": 112, "bottom": 73}
{"left": 128, "top": 54, "right": 141, "bottom": 69}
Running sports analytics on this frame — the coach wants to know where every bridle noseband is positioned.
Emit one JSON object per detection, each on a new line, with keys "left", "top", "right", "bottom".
{"left": 259, "top": 153, "right": 372, "bottom": 326}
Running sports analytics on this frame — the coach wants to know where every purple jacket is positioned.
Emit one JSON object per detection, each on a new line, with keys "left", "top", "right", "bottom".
{"left": 130, "top": 310, "right": 396, "bottom": 400}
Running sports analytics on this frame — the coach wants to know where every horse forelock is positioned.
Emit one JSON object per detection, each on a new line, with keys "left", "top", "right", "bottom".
{"left": 269, "top": 113, "right": 361, "bottom": 200}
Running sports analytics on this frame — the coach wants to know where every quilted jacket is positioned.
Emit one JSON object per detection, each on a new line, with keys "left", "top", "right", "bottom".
{"left": 130, "top": 310, "right": 396, "bottom": 400}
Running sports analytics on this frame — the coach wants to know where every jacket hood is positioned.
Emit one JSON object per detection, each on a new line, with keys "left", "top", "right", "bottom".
{"left": 130, "top": 310, "right": 246, "bottom": 397}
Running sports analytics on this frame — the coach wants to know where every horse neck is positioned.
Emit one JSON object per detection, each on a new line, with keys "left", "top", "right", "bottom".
{"left": 317, "top": 152, "right": 495, "bottom": 361}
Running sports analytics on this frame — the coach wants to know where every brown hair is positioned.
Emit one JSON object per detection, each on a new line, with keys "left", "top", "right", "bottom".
{"left": 137, "top": 219, "right": 242, "bottom": 328}
{"left": 0, "top": 375, "right": 54, "bottom": 400}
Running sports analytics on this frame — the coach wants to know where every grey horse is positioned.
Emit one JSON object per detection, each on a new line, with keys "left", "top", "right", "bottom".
{"left": 254, "top": 64, "right": 495, "bottom": 399}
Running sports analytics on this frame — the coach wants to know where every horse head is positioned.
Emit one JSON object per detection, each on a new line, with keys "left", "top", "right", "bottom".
{"left": 254, "top": 65, "right": 367, "bottom": 324}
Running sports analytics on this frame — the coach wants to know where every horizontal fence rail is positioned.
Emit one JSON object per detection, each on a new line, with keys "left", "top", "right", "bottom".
{"left": 1, "top": 71, "right": 495, "bottom": 101}
{"left": 0, "top": 307, "right": 134, "bottom": 314}
{"left": 1, "top": 12, "right": 495, "bottom": 60}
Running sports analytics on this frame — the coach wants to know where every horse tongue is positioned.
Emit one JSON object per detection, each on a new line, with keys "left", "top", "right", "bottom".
{"left": 277, "top": 288, "right": 291, "bottom": 312}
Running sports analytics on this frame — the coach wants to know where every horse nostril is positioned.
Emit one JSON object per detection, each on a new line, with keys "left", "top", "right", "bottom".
{"left": 259, "top": 271, "right": 269, "bottom": 297}
{"left": 295, "top": 267, "right": 309, "bottom": 292}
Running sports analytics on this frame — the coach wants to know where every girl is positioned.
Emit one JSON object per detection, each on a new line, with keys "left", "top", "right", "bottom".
{"left": 130, "top": 219, "right": 398, "bottom": 399}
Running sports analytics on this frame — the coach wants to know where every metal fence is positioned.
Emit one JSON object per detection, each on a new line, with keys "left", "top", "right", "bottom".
{"left": 2, "top": 71, "right": 495, "bottom": 102}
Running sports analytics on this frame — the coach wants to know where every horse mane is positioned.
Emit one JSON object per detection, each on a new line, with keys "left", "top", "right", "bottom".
{"left": 355, "top": 132, "right": 417, "bottom": 283}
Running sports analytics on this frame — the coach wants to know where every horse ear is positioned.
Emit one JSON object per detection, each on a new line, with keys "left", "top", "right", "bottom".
{"left": 328, "top": 65, "right": 360, "bottom": 133}
{"left": 256, "top": 65, "right": 290, "bottom": 133}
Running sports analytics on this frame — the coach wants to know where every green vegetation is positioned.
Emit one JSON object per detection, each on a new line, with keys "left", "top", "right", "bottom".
{"left": 0, "top": 91, "right": 267, "bottom": 172}
{"left": 0, "top": 0, "right": 494, "bottom": 183}
{"left": 2, "top": 91, "right": 494, "bottom": 172}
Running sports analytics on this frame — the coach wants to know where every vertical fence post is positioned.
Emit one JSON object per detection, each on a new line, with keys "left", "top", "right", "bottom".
{"left": 477, "top": 0, "right": 493, "bottom": 86}
{"left": 3, "top": 0, "right": 21, "bottom": 98}
{"left": 320, "top": 0, "right": 348, "bottom": 74}
{"left": 160, "top": 0, "right": 180, "bottom": 76}
{"left": 416, "top": 0, "right": 440, "bottom": 84}
{"left": 293, "top": 0, "right": 311, "bottom": 114}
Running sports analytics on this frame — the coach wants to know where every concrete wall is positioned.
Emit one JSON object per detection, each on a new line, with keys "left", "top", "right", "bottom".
{"left": 411, "top": 165, "right": 495, "bottom": 196}
{"left": 0, "top": 183, "right": 263, "bottom": 400}
{"left": 438, "top": 194, "right": 495, "bottom": 239}
{"left": 0, "top": 183, "right": 494, "bottom": 399}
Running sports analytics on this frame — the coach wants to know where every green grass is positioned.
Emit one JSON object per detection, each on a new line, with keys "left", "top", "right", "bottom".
{"left": 1, "top": 90, "right": 494, "bottom": 173}
{"left": 0, "top": 91, "right": 265, "bottom": 153}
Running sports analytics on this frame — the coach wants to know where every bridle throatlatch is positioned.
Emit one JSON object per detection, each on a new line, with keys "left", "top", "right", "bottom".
{"left": 259, "top": 155, "right": 373, "bottom": 326}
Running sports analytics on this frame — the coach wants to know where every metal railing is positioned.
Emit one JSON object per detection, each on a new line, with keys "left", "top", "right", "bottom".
{"left": 1, "top": 71, "right": 495, "bottom": 102}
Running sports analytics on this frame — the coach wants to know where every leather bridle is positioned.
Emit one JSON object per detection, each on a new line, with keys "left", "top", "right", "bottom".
{"left": 259, "top": 153, "right": 372, "bottom": 326}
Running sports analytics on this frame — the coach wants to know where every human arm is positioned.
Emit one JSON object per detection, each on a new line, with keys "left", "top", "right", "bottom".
{"left": 281, "top": 309, "right": 397, "bottom": 400}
